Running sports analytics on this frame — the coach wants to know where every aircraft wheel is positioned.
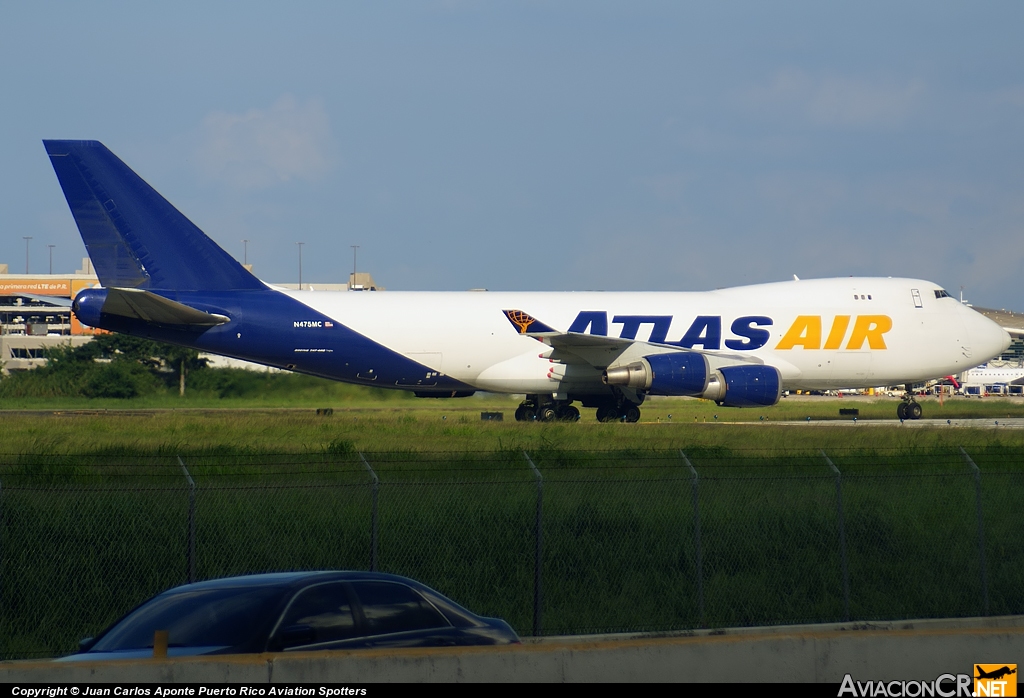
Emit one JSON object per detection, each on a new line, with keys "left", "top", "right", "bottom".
{"left": 521, "top": 407, "right": 537, "bottom": 422}
{"left": 907, "top": 402, "right": 922, "bottom": 420}
{"left": 623, "top": 406, "right": 641, "bottom": 423}
{"left": 596, "top": 406, "right": 618, "bottom": 422}
{"left": 515, "top": 407, "right": 526, "bottom": 422}
{"left": 896, "top": 403, "right": 907, "bottom": 420}
{"left": 560, "top": 405, "right": 580, "bottom": 422}
{"left": 538, "top": 406, "right": 557, "bottom": 422}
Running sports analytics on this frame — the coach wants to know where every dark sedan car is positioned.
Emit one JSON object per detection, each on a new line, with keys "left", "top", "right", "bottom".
{"left": 59, "top": 571, "right": 519, "bottom": 661}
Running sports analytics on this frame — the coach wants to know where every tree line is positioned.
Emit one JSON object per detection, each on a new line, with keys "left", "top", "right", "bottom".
{"left": 0, "top": 334, "right": 207, "bottom": 399}
{"left": 0, "top": 334, "right": 412, "bottom": 402}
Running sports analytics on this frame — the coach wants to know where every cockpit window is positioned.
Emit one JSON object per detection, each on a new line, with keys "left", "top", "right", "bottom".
{"left": 934, "top": 289, "right": 952, "bottom": 299}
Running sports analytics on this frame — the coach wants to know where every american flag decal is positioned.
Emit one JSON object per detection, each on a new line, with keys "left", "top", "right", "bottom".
{"left": 324, "top": 321, "right": 334, "bottom": 328}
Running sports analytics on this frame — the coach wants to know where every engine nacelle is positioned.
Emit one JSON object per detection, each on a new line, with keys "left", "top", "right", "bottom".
{"left": 603, "top": 354, "right": 781, "bottom": 407}
{"left": 602, "top": 353, "right": 709, "bottom": 396}
{"left": 717, "top": 365, "right": 782, "bottom": 407}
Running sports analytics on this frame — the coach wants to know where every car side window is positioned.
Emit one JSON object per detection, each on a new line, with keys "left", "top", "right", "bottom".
{"left": 349, "top": 581, "right": 449, "bottom": 636}
{"left": 276, "top": 582, "right": 357, "bottom": 646}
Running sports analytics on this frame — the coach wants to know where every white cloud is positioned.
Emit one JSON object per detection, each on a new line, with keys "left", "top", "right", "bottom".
{"left": 743, "top": 69, "right": 926, "bottom": 129}
{"left": 196, "top": 95, "right": 334, "bottom": 189}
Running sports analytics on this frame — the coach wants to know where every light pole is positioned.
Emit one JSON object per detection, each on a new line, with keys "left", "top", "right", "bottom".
{"left": 47, "top": 244, "right": 55, "bottom": 275}
{"left": 351, "top": 245, "right": 359, "bottom": 277}
{"left": 23, "top": 236, "right": 32, "bottom": 274}
{"left": 242, "top": 239, "right": 249, "bottom": 266}
{"left": 296, "top": 242, "right": 305, "bottom": 290}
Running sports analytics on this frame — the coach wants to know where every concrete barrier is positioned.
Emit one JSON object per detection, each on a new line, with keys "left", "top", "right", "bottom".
{"left": 2, "top": 616, "right": 1022, "bottom": 683}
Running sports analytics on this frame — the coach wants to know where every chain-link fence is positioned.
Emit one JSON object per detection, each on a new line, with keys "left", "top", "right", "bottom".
{"left": 1, "top": 448, "right": 1021, "bottom": 659}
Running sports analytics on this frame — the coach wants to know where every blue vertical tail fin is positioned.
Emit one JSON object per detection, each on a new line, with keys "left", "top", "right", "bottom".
{"left": 44, "top": 140, "right": 264, "bottom": 292}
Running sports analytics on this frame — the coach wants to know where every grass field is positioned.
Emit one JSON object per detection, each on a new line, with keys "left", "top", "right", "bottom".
{"left": 0, "top": 395, "right": 1022, "bottom": 658}
{"left": 3, "top": 391, "right": 1024, "bottom": 455}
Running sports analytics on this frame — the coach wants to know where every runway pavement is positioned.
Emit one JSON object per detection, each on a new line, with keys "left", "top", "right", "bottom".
{"left": 772, "top": 417, "right": 1024, "bottom": 428}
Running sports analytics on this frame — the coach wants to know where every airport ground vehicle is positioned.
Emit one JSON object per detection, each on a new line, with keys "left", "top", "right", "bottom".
{"left": 58, "top": 571, "right": 519, "bottom": 661}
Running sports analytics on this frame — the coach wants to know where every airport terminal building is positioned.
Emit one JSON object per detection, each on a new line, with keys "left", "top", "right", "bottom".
{"left": 0, "top": 259, "right": 100, "bottom": 372}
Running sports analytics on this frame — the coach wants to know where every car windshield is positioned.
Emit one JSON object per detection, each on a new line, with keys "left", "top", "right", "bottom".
{"left": 91, "top": 586, "right": 284, "bottom": 651}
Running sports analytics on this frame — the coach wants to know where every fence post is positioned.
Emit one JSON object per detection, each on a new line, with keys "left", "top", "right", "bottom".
{"left": 523, "top": 451, "right": 543, "bottom": 636}
{"left": 679, "top": 451, "right": 704, "bottom": 627}
{"left": 821, "top": 451, "right": 850, "bottom": 621}
{"left": 177, "top": 457, "right": 196, "bottom": 584}
{"left": 959, "top": 447, "right": 990, "bottom": 615}
{"left": 359, "top": 453, "right": 379, "bottom": 572}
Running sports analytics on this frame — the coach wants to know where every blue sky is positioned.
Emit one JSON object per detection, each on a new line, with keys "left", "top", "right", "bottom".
{"left": 1, "top": 2, "right": 1022, "bottom": 307}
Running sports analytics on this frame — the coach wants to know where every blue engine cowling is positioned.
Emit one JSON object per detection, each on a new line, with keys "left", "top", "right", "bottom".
{"left": 603, "top": 353, "right": 709, "bottom": 396}
{"left": 718, "top": 365, "right": 782, "bottom": 407}
{"left": 602, "top": 354, "right": 781, "bottom": 406}
{"left": 645, "top": 353, "right": 709, "bottom": 396}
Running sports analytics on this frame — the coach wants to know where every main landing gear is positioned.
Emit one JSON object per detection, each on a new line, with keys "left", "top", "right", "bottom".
{"left": 514, "top": 395, "right": 581, "bottom": 422}
{"left": 595, "top": 403, "right": 641, "bottom": 423}
{"left": 514, "top": 392, "right": 643, "bottom": 423}
{"left": 896, "top": 384, "right": 922, "bottom": 420}
{"left": 590, "top": 390, "right": 643, "bottom": 423}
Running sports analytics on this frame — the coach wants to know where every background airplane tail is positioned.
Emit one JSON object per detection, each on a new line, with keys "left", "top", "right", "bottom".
{"left": 44, "top": 140, "right": 265, "bottom": 292}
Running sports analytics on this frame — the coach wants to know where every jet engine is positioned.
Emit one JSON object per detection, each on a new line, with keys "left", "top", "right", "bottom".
{"left": 602, "top": 353, "right": 781, "bottom": 407}
{"left": 716, "top": 364, "right": 782, "bottom": 407}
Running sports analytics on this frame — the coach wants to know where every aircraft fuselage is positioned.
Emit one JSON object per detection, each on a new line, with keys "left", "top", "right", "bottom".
{"left": 75, "top": 276, "right": 1009, "bottom": 396}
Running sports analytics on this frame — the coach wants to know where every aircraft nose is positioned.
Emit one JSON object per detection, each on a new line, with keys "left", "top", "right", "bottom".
{"left": 961, "top": 307, "right": 1011, "bottom": 363}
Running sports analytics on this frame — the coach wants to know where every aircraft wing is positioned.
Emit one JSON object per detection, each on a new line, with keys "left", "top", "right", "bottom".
{"left": 501, "top": 309, "right": 761, "bottom": 369}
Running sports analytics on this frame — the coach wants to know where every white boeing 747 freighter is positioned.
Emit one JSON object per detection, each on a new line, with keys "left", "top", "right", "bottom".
{"left": 44, "top": 140, "right": 1010, "bottom": 422}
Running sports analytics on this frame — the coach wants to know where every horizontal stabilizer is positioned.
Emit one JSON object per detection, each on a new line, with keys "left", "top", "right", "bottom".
{"left": 11, "top": 293, "right": 74, "bottom": 308}
{"left": 99, "top": 288, "right": 229, "bottom": 326}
